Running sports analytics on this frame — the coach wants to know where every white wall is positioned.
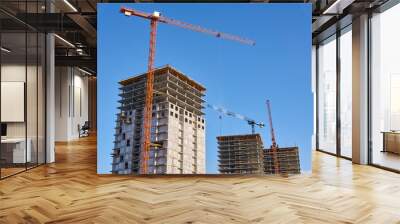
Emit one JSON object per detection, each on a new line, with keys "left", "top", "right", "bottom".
{"left": 1, "top": 82, "right": 25, "bottom": 122}
{"left": 1, "top": 65, "right": 26, "bottom": 128}
{"left": 55, "top": 67, "right": 89, "bottom": 141}
{"left": 1, "top": 63, "right": 47, "bottom": 164}
{"left": 1, "top": 65, "right": 26, "bottom": 141}
{"left": 55, "top": 67, "right": 68, "bottom": 141}
{"left": 1, "top": 65, "right": 40, "bottom": 137}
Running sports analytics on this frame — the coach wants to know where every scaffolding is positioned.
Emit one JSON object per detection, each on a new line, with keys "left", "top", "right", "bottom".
{"left": 217, "top": 134, "right": 264, "bottom": 174}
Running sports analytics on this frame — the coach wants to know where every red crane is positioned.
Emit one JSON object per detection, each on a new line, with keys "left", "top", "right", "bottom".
{"left": 266, "top": 100, "right": 280, "bottom": 174}
{"left": 120, "top": 7, "right": 255, "bottom": 174}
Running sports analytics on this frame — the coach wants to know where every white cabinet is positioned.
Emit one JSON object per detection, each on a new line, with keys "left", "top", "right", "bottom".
{"left": 1, "top": 138, "right": 32, "bottom": 163}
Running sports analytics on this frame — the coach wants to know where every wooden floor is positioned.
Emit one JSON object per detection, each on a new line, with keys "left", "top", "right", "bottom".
{"left": 1, "top": 135, "right": 400, "bottom": 223}
{"left": 373, "top": 151, "right": 400, "bottom": 171}
{"left": 1, "top": 167, "right": 26, "bottom": 178}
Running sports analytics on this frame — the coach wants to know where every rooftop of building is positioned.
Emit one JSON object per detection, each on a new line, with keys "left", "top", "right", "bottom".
{"left": 264, "top": 146, "right": 299, "bottom": 152}
{"left": 217, "top": 134, "right": 263, "bottom": 144}
{"left": 119, "top": 65, "right": 206, "bottom": 92}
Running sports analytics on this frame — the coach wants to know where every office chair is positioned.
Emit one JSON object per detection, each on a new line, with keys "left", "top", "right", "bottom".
{"left": 79, "top": 121, "right": 90, "bottom": 138}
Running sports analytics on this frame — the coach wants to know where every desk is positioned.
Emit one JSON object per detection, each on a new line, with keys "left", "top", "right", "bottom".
{"left": 1, "top": 138, "right": 31, "bottom": 163}
{"left": 382, "top": 132, "right": 400, "bottom": 154}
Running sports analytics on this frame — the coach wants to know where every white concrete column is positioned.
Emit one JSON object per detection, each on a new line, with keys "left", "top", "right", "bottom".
{"left": 46, "top": 33, "right": 55, "bottom": 163}
{"left": 46, "top": 0, "right": 55, "bottom": 163}
{"left": 352, "top": 14, "right": 369, "bottom": 164}
{"left": 55, "top": 67, "right": 71, "bottom": 141}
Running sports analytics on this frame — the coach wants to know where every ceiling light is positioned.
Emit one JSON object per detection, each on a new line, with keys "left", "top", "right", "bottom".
{"left": 1, "top": 47, "right": 11, "bottom": 53}
{"left": 78, "top": 67, "right": 93, "bottom": 76}
{"left": 323, "top": 0, "right": 341, "bottom": 14}
{"left": 54, "top": 34, "right": 75, "bottom": 48}
{"left": 63, "top": 0, "right": 78, "bottom": 12}
{"left": 323, "top": 0, "right": 354, "bottom": 15}
{"left": 76, "top": 48, "right": 85, "bottom": 55}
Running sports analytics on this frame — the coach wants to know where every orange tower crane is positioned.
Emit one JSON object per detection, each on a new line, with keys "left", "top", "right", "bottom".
{"left": 266, "top": 100, "right": 280, "bottom": 174}
{"left": 120, "top": 7, "right": 255, "bottom": 174}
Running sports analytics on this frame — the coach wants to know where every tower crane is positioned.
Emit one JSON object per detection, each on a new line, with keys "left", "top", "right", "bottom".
{"left": 120, "top": 7, "right": 255, "bottom": 174}
{"left": 266, "top": 100, "right": 280, "bottom": 174}
{"left": 207, "top": 104, "right": 264, "bottom": 134}
{"left": 152, "top": 90, "right": 264, "bottom": 134}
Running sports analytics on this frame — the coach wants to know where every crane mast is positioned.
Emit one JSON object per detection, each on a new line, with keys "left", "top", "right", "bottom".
{"left": 266, "top": 100, "right": 279, "bottom": 174}
{"left": 141, "top": 17, "right": 158, "bottom": 174}
{"left": 120, "top": 7, "right": 255, "bottom": 174}
{"left": 266, "top": 100, "right": 277, "bottom": 148}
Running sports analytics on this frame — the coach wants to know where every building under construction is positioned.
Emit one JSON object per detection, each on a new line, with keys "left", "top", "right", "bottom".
{"left": 264, "top": 147, "right": 300, "bottom": 175}
{"left": 112, "top": 65, "right": 206, "bottom": 174}
{"left": 217, "top": 133, "right": 301, "bottom": 175}
{"left": 217, "top": 134, "right": 264, "bottom": 174}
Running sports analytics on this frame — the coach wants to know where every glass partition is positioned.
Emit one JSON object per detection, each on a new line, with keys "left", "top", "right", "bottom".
{"left": 317, "top": 35, "right": 337, "bottom": 154}
{"left": 38, "top": 32, "right": 45, "bottom": 165}
{"left": 27, "top": 31, "right": 38, "bottom": 169}
{"left": 1, "top": 30, "right": 28, "bottom": 177}
{"left": 0, "top": 1, "right": 46, "bottom": 179}
{"left": 339, "top": 26, "right": 352, "bottom": 158}
{"left": 371, "top": 3, "right": 400, "bottom": 171}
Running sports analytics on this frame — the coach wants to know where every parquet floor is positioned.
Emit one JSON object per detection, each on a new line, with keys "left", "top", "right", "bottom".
{"left": 0, "top": 167, "right": 26, "bottom": 178}
{"left": 1, "top": 135, "right": 400, "bottom": 223}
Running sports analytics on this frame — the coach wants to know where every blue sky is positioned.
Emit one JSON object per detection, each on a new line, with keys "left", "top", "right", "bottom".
{"left": 98, "top": 3, "right": 312, "bottom": 174}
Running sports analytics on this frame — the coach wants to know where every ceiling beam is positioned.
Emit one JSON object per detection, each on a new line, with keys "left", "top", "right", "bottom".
{"left": 67, "top": 13, "right": 97, "bottom": 46}
{"left": 55, "top": 55, "right": 96, "bottom": 72}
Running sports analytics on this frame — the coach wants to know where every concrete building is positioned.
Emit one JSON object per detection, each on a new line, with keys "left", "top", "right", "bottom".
{"left": 112, "top": 65, "right": 206, "bottom": 174}
{"left": 217, "top": 134, "right": 264, "bottom": 174}
{"left": 264, "top": 147, "right": 301, "bottom": 175}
